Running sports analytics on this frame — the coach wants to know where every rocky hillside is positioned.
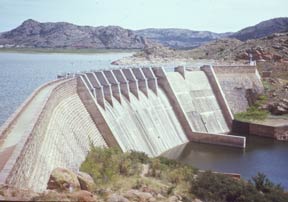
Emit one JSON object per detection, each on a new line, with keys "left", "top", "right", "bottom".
{"left": 114, "top": 32, "right": 288, "bottom": 65}
{"left": 135, "top": 28, "right": 230, "bottom": 49}
{"left": 189, "top": 32, "right": 288, "bottom": 62}
{"left": 0, "top": 19, "right": 149, "bottom": 49}
{"left": 231, "top": 17, "right": 288, "bottom": 41}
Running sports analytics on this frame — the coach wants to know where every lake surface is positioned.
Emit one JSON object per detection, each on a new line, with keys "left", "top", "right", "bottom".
{"left": 0, "top": 52, "right": 133, "bottom": 125}
{"left": 0, "top": 52, "right": 287, "bottom": 190}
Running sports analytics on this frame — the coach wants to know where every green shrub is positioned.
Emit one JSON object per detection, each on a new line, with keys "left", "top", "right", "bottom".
{"left": 235, "top": 107, "right": 268, "bottom": 121}
{"left": 190, "top": 171, "right": 264, "bottom": 202}
{"left": 80, "top": 147, "right": 144, "bottom": 184}
{"left": 167, "top": 166, "right": 195, "bottom": 184}
{"left": 235, "top": 94, "right": 269, "bottom": 121}
{"left": 190, "top": 171, "right": 288, "bottom": 202}
{"left": 128, "top": 150, "right": 149, "bottom": 164}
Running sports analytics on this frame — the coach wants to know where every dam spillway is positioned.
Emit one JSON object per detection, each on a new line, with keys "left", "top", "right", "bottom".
{"left": 166, "top": 70, "right": 229, "bottom": 134}
{"left": 0, "top": 65, "right": 263, "bottom": 191}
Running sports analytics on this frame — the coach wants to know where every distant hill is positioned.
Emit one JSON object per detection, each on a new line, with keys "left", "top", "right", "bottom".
{"left": 0, "top": 17, "right": 287, "bottom": 50}
{"left": 135, "top": 28, "right": 231, "bottom": 49}
{"left": 230, "top": 17, "right": 288, "bottom": 41}
{"left": 0, "top": 19, "right": 149, "bottom": 49}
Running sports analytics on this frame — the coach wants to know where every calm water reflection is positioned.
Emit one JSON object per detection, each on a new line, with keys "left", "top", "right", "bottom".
{"left": 162, "top": 136, "right": 288, "bottom": 190}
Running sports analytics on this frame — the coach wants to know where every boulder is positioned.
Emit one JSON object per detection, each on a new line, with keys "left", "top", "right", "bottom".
{"left": 168, "top": 195, "right": 179, "bottom": 202}
{"left": 267, "top": 102, "right": 288, "bottom": 115}
{"left": 47, "top": 167, "right": 81, "bottom": 192}
{"left": 272, "top": 54, "right": 282, "bottom": 62}
{"left": 124, "top": 189, "right": 153, "bottom": 201}
{"left": 70, "top": 190, "right": 97, "bottom": 202}
{"left": 108, "top": 194, "right": 130, "bottom": 202}
{"left": 262, "top": 53, "right": 273, "bottom": 60}
{"left": 77, "top": 172, "right": 96, "bottom": 192}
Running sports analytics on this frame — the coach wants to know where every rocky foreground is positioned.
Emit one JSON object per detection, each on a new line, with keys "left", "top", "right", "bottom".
{"left": 1, "top": 147, "right": 287, "bottom": 202}
{"left": 0, "top": 166, "right": 199, "bottom": 202}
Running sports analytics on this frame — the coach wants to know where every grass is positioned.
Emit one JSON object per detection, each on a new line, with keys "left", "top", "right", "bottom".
{"left": 235, "top": 95, "right": 269, "bottom": 121}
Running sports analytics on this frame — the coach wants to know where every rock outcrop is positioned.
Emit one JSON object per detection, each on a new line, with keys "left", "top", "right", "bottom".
{"left": 189, "top": 33, "right": 288, "bottom": 62}
{"left": 77, "top": 172, "right": 96, "bottom": 192}
{"left": 135, "top": 28, "right": 230, "bottom": 49}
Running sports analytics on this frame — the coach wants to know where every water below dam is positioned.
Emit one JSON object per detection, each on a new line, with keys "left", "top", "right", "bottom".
{"left": 0, "top": 52, "right": 287, "bottom": 190}
{"left": 162, "top": 135, "right": 288, "bottom": 190}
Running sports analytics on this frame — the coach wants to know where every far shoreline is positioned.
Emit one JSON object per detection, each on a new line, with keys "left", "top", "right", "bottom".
{"left": 0, "top": 48, "right": 140, "bottom": 54}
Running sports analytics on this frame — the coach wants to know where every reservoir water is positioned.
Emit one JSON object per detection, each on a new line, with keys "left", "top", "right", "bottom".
{"left": 0, "top": 52, "right": 287, "bottom": 189}
{"left": 0, "top": 52, "right": 133, "bottom": 125}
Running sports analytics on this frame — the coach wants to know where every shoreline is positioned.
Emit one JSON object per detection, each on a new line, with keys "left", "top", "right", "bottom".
{"left": 0, "top": 48, "right": 140, "bottom": 54}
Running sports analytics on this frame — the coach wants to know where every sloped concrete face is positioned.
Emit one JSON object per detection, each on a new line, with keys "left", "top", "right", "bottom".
{"left": 166, "top": 70, "right": 230, "bottom": 134}
{"left": 81, "top": 68, "right": 189, "bottom": 157}
{"left": 0, "top": 79, "right": 107, "bottom": 192}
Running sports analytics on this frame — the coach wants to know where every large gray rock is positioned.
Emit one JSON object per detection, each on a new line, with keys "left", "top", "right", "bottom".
{"left": 47, "top": 167, "right": 81, "bottom": 192}
{"left": 108, "top": 194, "right": 130, "bottom": 202}
{"left": 77, "top": 171, "right": 96, "bottom": 192}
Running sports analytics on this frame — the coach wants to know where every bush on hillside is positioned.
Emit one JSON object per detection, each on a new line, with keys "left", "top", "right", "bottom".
{"left": 80, "top": 147, "right": 146, "bottom": 184}
{"left": 190, "top": 171, "right": 288, "bottom": 202}
{"left": 235, "top": 95, "right": 269, "bottom": 121}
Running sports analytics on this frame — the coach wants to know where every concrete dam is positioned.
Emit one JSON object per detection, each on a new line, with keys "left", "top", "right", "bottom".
{"left": 0, "top": 65, "right": 263, "bottom": 191}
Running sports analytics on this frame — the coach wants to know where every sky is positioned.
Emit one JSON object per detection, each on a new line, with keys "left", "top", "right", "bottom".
{"left": 0, "top": 0, "right": 287, "bottom": 33}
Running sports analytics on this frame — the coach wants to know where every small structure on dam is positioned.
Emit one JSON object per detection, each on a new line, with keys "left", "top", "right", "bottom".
{"left": 0, "top": 65, "right": 263, "bottom": 191}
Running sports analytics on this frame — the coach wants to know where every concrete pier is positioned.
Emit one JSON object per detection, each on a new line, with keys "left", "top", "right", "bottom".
{"left": 112, "top": 69, "right": 130, "bottom": 101}
{"left": 122, "top": 68, "right": 139, "bottom": 99}
{"left": 85, "top": 73, "right": 105, "bottom": 108}
{"left": 131, "top": 68, "right": 149, "bottom": 97}
{"left": 103, "top": 70, "right": 122, "bottom": 103}
{"left": 142, "top": 67, "right": 158, "bottom": 95}
{"left": 94, "top": 72, "right": 113, "bottom": 106}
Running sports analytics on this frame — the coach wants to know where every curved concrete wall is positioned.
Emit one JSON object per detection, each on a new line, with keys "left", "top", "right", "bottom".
{"left": 1, "top": 79, "right": 107, "bottom": 192}
{"left": 0, "top": 65, "right": 261, "bottom": 192}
